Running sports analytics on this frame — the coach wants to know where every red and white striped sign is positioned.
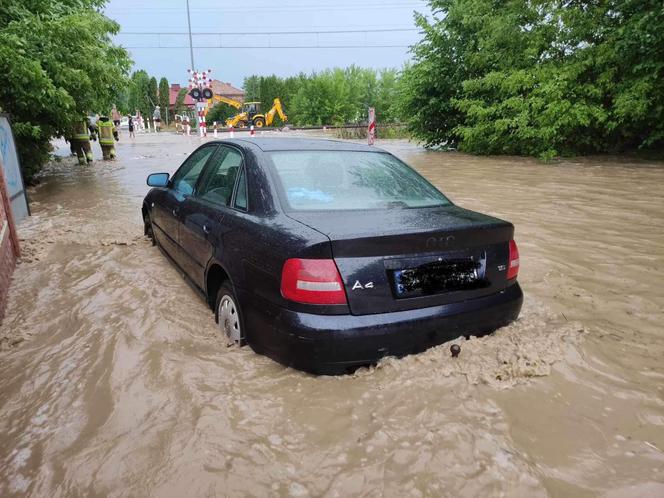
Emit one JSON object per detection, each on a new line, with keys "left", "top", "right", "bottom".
{"left": 367, "top": 107, "right": 376, "bottom": 145}
{"left": 196, "top": 102, "right": 207, "bottom": 138}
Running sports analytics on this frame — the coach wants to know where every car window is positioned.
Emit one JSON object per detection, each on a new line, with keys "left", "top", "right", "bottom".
{"left": 268, "top": 151, "right": 451, "bottom": 211}
{"left": 197, "top": 147, "right": 243, "bottom": 206}
{"left": 234, "top": 167, "right": 248, "bottom": 210}
{"left": 171, "top": 146, "right": 216, "bottom": 196}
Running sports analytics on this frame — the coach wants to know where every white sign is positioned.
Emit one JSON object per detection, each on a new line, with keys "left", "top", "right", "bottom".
{"left": 0, "top": 116, "right": 29, "bottom": 222}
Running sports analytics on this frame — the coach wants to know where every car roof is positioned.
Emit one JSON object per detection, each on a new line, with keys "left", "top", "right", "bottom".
{"left": 212, "top": 137, "right": 387, "bottom": 153}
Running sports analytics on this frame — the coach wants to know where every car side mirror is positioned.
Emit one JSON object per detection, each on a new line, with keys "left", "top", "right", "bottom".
{"left": 147, "top": 172, "right": 170, "bottom": 187}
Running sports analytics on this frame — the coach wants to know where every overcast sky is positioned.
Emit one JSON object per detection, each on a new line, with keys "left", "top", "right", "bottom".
{"left": 104, "top": 0, "right": 429, "bottom": 88}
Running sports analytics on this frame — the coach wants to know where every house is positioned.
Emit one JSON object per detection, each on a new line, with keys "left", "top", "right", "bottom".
{"left": 210, "top": 80, "right": 245, "bottom": 103}
{"left": 169, "top": 80, "right": 246, "bottom": 114}
{"left": 169, "top": 84, "right": 196, "bottom": 113}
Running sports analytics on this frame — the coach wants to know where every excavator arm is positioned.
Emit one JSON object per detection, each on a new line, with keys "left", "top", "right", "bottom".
{"left": 265, "top": 98, "right": 288, "bottom": 126}
{"left": 210, "top": 95, "right": 242, "bottom": 109}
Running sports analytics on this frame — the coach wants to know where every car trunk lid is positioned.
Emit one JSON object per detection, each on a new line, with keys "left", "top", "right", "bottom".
{"left": 287, "top": 206, "right": 515, "bottom": 315}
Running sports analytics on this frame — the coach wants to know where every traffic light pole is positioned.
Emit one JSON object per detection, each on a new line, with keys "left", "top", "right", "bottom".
{"left": 186, "top": 0, "right": 195, "bottom": 71}
{"left": 188, "top": 69, "right": 213, "bottom": 138}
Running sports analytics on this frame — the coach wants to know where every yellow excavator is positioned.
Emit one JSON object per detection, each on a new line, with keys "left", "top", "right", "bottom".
{"left": 211, "top": 95, "right": 288, "bottom": 128}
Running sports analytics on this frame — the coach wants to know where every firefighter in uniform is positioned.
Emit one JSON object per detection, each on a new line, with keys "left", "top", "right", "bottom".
{"left": 71, "top": 118, "right": 93, "bottom": 165}
{"left": 97, "top": 116, "right": 118, "bottom": 160}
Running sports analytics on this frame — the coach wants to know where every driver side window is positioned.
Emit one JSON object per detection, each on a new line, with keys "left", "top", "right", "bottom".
{"left": 171, "top": 146, "right": 216, "bottom": 196}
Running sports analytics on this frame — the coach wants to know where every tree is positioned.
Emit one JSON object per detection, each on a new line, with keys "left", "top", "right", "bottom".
{"left": 127, "top": 70, "right": 151, "bottom": 118}
{"left": 148, "top": 76, "right": 158, "bottom": 116}
{"left": 206, "top": 103, "right": 237, "bottom": 128}
{"left": 242, "top": 76, "right": 260, "bottom": 101}
{"left": 0, "top": 0, "right": 131, "bottom": 182}
{"left": 158, "top": 77, "right": 170, "bottom": 125}
{"left": 399, "top": 0, "right": 664, "bottom": 157}
{"left": 174, "top": 88, "right": 189, "bottom": 115}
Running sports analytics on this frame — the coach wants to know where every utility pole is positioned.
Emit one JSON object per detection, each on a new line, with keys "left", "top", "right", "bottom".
{"left": 186, "top": 0, "right": 195, "bottom": 71}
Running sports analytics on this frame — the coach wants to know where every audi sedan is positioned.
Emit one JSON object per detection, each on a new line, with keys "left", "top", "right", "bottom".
{"left": 142, "top": 138, "right": 523, "bottom": 374}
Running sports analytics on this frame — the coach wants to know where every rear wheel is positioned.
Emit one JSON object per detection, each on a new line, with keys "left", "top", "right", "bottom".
{"left": 253, "top": 117, "right": 265, "bottom": 128}
{"left": 215, "top": 282, "right": 244, "bottom": 346}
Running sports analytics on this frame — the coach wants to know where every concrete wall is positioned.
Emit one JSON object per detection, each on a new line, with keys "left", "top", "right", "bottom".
{"left": 0, "top": 164, "right": 20, "bottom": 322}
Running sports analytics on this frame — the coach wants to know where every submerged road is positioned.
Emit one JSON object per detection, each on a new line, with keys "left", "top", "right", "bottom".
{"left": 1, "top": 131, "right": 663, "bottom": 497}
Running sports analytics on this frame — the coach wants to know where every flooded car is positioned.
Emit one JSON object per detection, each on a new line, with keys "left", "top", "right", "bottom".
{"left": 142, "top": 138, "right": 523, "bottom": 374}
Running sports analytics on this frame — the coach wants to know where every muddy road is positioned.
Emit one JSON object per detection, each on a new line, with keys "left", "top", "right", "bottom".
{"left": 1, "top": 132, "right": 663, "bottom": 497}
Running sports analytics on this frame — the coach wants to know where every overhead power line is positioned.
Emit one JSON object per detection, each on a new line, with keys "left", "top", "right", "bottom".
{"left": 119, "top": 28, "right": 419, "bottom": 36}
{"left": 123, "top": 45, "right": 412, "bottom": 49}
{"left": 105, "top": 4, "right": 426, "bottom": 14}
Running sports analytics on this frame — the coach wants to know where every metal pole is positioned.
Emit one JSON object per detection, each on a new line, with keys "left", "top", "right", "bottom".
{"left": 186, "top": 0, "right": 195, "bottom": 71}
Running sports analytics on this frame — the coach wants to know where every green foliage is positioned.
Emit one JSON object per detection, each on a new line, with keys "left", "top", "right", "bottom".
{"left": 148, "top": 76, "right": 158, "bottom": 115}
{"left": 174, "top": 88, "right": 188, "bottom": 115}
{"left": 127, "top": 70, "right": 151, "bottom": 117}
{"left": 158, "top": 77, "right": 170, "bottom": 124}
{"left": 400, "top": 0, "right": 664, "bottom": 157}
{"left": 241, "top": 67, "right": 400, "bottom": 126}
{"left": 0, "top": 0, "right": 131, "bottom": 182}
{"left": 206, "top": 103, "right": 236, "bottom": 127}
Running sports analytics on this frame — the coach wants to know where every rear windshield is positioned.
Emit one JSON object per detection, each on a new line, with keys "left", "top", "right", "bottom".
{"left": 269, "top": 150, "right": 451, "bottom": 211}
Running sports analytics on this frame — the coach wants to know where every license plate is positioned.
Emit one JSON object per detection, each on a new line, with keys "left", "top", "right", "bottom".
{"left": 392, "top": 258, "right": 484, "bottom": 298}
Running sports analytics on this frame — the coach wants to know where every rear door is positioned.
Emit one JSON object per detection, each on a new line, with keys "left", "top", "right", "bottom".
{"left": 152, "top": 144, "right": 217, "bottom": 265}
{"left": 178, "top": 145, "right": 244, "bottom": 285}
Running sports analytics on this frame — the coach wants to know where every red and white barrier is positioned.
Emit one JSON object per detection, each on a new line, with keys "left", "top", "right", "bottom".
{"left": 367, "top": 107, "right": 376, "bottom": 145}
{"left": 229, "top": 126, "right": 235, "bottom": 138}
{"left": 198, "top": 109, "right": 207, "bottom": 138}
{"left": 250, "top": 125, "right": 255, "bottom": 137}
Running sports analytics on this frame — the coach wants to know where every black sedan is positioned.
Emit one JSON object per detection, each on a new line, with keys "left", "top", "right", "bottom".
{"left": 142, "top": 138, "right": 523, "bottom": 374}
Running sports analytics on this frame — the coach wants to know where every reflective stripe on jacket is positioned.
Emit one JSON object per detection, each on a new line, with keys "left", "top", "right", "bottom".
{"left": 74, "top": 121, "right": 89, "bottom": 140}
{"left": 98, "top": 120, "right": 115, "bottom": 145}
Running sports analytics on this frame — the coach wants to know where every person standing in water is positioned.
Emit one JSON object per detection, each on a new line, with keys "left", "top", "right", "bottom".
{"left": 97, "top": 115, "right": 118, "bottom": 159}
{"left": 128, "top": 115, "right": 135, "bottom": 139}
{"left": 69, "top": 117, "right": 94, "bottom": 165}
{"left": 153, "top": 106, "right": 161, "bottom": 132}
{"left": 111, "top": 105, "right": 122, "bottom": 136}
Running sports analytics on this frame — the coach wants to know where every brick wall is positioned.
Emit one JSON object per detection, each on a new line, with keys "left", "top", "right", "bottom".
{"left": 0, "top": 165, "right": 20, "bottom": 323}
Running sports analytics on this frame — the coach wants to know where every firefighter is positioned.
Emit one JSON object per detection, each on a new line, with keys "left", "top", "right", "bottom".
{"left": 70, "top": 118, "right": 93, "bottom": 165}
{"left": 97, "top": 115, "right": 118, "bottom": 160}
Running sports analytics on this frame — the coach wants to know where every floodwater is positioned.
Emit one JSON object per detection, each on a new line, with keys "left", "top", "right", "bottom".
{"left": 1, "top": 131, "right": 663, "bottom": 497}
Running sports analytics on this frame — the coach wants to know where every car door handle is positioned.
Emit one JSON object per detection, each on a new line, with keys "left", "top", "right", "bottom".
{"left": 202, "top": 224, "right": 211, "bottom": 234}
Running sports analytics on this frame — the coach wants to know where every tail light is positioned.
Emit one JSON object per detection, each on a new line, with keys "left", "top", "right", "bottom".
{"left": 281, "top": 258, "right": 347, "bottom": 305}
{"left": 507, "top": 239, "right": 520, "bottom": 280}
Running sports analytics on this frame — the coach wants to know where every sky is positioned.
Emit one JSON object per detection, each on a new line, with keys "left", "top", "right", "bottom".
{"left": 104, "top": 0, "right": 430, "bottom": 88}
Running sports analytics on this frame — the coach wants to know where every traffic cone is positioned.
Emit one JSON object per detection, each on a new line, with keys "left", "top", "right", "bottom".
{"left": 250, "top": 125, "right": 255, "bottom": 137}
{"left": 229, "top": 126, "right": 234, "bottom": 138}
{"left": 213, "top": 121, "right": 218, "bottom": 138}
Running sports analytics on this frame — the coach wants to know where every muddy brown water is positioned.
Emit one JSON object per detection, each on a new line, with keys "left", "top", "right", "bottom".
{"left": 1, "top": 132, "right": 663, "bottom": 497}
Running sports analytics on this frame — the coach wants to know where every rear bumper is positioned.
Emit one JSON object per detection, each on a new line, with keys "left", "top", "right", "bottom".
{"left": 241, "top": 283, "right": 523, "bottom": 375}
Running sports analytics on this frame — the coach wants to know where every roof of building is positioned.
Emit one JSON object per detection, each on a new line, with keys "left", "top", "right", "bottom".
{"left": 169, "top": 84, "right": 196, "bottom": 107}
{"left": 210, "top": 80, "right": 245, "bottom": 97}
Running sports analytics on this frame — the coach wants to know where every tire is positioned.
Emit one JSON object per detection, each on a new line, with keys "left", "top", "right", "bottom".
{"left": 253, "top": 117, "right": 265, "bottom": 128}
{"left": 236, "top": 120, "right": 247, "bottom": 129}
{"left": 144, "top": 212, "right": 156, "bottom": 246}
{"left": 215, "top": 282, "right": 245, "bottom": 346}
